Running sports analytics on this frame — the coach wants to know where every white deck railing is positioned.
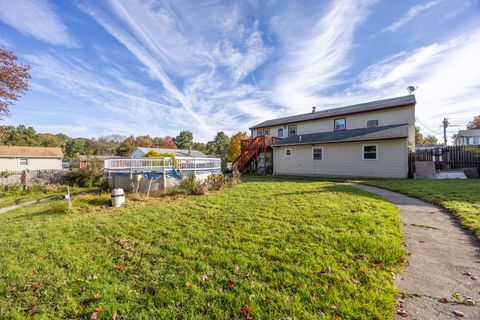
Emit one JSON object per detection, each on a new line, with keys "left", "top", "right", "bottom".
{"left": 104, "top": 157, "right": 222, "bottom": 172}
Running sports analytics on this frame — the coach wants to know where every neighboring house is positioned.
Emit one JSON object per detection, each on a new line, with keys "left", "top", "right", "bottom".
{"left": 76, "top": 155, "right": 122, "bottom": 168}
{"left": 0, "top": 146, "right": 63, "bottom": 172}
{"left": 236, "top": 95, "right": 416, "bottom": 178}
{"left": 455, "top": 129, "right": 480, "bottom": 146}
{"left": 131, "top": 147, "right": 207, "bottom": 158}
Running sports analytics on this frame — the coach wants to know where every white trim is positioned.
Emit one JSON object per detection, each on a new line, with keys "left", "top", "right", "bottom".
{"left": 285, "top": 149, "right": 292, "bottom": 156}
{"left": 362, "top": 144, "right": 379, "bottom": 160}
{"left": 312, "top": 147, "right": 324, "bottom": 160}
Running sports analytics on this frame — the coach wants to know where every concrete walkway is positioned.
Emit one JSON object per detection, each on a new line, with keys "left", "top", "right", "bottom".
{"left": 0, "top": 196, "right": 57, "bottom": 214}
{"left": 343, "top": 183, "right": 480, "bottom": 320}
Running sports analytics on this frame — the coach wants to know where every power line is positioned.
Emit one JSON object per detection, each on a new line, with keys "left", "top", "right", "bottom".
{"left": 415, "top": 117, "right": 442, "bottom": 134}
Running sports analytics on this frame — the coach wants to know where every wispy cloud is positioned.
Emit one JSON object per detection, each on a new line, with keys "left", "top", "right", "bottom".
{"left": 0, "top": 0, "right": 78, "bottom": 47}
{"left": 77, "top": 0, "right": 274, "bottom": 139}
{"left": 270, "top": 0, "right": 377, "bottom": 111}
{"left": 383, "top": 1, "right": 439, "bottom": 32}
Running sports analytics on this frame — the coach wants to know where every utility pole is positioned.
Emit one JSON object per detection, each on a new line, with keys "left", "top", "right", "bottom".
{"left": 442, "top": 118, "right": 449, "bottom": 146}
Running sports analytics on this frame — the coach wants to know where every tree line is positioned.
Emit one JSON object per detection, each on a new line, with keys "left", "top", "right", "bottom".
{"left": 0, "top": 124, "right": 249, "bottom": 161}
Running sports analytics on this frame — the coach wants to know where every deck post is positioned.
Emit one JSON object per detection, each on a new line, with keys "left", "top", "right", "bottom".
{"left": 194, "top": 157, "right": 197, "bottom": 175}
{"left": 162, "top": 157, "right": 166, "bottom": 190}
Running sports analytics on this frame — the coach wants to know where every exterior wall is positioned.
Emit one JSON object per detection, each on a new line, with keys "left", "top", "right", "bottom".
{"left": 273, "top": 139, "right": 408, "bottom": 178}
{"left": 456, "top": 136, "right": 480, "bottom": 146}
{"left": 131, "top": 149, "right": 145, "bottom": 158}
{"left": 253, "top": 105, "right": 415, "bottom": 148}
{"left": 0, "top": 157, "right": 62, "bottom": 172}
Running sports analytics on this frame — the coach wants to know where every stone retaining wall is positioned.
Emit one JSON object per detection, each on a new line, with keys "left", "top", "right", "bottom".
{"left": 0, "top": 170, "right": 67, "bottom": 186}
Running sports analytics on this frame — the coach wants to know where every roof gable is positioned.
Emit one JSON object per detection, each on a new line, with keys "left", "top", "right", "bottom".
{"left": 0, "top": 146, "right": 63, "bottom": 157}
{"left": 457, "top": 129, "right": 480, "bottom": 137}
{"left": 250, "top": 95, "right": 416, "bottom": 129}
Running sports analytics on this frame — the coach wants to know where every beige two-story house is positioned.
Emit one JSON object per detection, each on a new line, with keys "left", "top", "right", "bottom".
{"left": 245, "top": 95, "right": 416, "bottom": 178}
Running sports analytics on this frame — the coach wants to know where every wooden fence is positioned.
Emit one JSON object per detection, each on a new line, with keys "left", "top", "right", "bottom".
{"left": 408, "top": 145, "right": 480, "bottom": 178}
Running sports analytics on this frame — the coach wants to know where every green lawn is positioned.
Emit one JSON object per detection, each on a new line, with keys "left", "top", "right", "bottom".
{"left": 363, "top": 179, "right": 480, "bottom": 238}
{"left": 0, "top": 177, "right": 404, "bottom": 319}
{"left": 0, "top": 185, "right": 92, "bottom": 209}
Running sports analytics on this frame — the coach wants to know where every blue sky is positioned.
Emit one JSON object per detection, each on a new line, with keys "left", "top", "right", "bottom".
{"left": 0, "top": 0, "right": 479, "bottom": 142}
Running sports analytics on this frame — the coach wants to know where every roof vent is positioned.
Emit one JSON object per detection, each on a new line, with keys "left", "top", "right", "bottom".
{"left": 312, "top": 106, "right": 316, "bottom": 113}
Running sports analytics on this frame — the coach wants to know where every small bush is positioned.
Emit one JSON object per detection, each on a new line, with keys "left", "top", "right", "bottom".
{"left": 231, "top": 167, "right": 242, "bottom": 186}
{"left": 207, "top": 173, "right": 227, "bottom": 190}
{"left": 65, "top": 168, "right": 103, "bottom": 188}
{"left": 193, "top": 182, "right": 209, "bottom": 195}
{"left": 180, "top": 173, "right": 199, "bottom": 194}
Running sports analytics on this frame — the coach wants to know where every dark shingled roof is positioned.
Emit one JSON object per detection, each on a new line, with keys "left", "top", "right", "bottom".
{"left": 250, "top": 95, "right": 416, "bottom": 129}
{"left": 271, "top": 124, "right": 409, "bottom": 146}
{"left": 457, "top": 129, "right": 480, "bottom": 137}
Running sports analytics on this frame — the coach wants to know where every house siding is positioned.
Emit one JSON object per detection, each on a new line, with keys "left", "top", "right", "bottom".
{"left": 253, "top": 105, "right": 415, "bottom": 148}
{"left": 0, "top": 157, "right": 63, "bottom": 172}
{"left": 273, "top": 139, "right": 408, "bottom": 178}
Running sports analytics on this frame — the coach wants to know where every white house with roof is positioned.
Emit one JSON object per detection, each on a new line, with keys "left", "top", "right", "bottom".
{"left": 455, "top": 129, "right": 480, "bottom": 146}
{"left": 130, "top": 147, "right": 208, "bottom": 158}
{"left": 234, "top": 95, "right": 416, "bottom": 178}
{"left": 0, "top": 146, "right": 63, "bottom": 172}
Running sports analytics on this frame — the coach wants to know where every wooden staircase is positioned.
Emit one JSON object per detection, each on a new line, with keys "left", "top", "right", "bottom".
{"left": 232, "top": 135, "right": 281, "bottom": 174}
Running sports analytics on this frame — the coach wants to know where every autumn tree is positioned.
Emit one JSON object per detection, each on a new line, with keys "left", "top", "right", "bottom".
{"left": 226, "top": 131, "right": 249, "bottom": 161}
{"left": 116, "top": 136, "right": 137, "bottom": 157}
{"left": 467, "top": 115, "right": 480, "bottom": 129}
{"left": 153, "top": 136, "right": 176, "bottom": 149}
{"left": 0, "top": 48, "right": 31, "bottom": 119}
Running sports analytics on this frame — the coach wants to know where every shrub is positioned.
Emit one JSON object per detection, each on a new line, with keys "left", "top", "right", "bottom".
{"left": 207, "top": 173, "right": 227, "bottom": 190}
{"left": 65, "top": 168, "right": 103, "bottom": 188}
{"left": 193, "top": 182, "right": 209, "bottom": 195}
{"left": 231, "top": 167, "right": 242, "bottom": 186}
{"left": 180, "top": 173, "right": 199, "bottom": 194}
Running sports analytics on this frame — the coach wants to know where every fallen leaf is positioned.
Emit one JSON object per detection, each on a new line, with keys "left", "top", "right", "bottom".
{"left": 185, "top": 281, "right": 191, "bottom": 288}
{"left": 28, "top": 281, "right": 41, "bottom": 292}
{"left": 116, "top": 264, "right": 124, "bottom": 271}
{"left": 453, "top": 310, "right": 465, "bottom": 317}
{"left": 264, "top": 296, "right": 271, "bottom": 303}
{"left": 227, "top": 280, "right": 235, "bottom": 288}
{"left": 234, "top": 265, "right": 240, "bottom": 273}
{"left": 112, "top": 310, "right": 121, "bottom": 320}
{"left": 462, "top": 271, "right": 472, "bottom": 276}
{"left": 396, "top": 308, "right": 408, "bottom": 317}
{"left": 201, "top": 274, "right": 209, "bottom": 282}
{"left": 438, "top": 297, "right": 449, "bottom": 304}
{"left": 90, "top": 312, "right": 99, "bottom": 320}
{"left": 93, "top": 293, "right": 101, "bottom": 300}
{"left": 95, "top": 306, "right": 103, "bottom": 312}
{"left": 311, "top": 295, "right": 317, "bottom": 301}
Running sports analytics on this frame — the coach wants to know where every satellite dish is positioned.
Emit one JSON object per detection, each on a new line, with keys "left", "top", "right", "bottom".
{"left": 407, "top": 86, "right": 418, "bottom": 95}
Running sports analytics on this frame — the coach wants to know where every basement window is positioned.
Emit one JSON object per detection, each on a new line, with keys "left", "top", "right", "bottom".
{"left": 19, "top": 158, "right": 29, "bottom": 166}
{"left": 312, "top": 147, "right": 323, "bottom": 160}
{"left": 285, "top": 149, "right": 292, "bottom": 156}
{"left": 362, "top": 145, "right": 378, "bottom": 160}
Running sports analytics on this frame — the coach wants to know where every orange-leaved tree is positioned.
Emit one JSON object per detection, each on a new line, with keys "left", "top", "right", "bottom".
{"left": 226, "top": 131, "right": 249, "bottom": 161}
{"left": 0, "top": 47, "right": 31, "bottom": 119}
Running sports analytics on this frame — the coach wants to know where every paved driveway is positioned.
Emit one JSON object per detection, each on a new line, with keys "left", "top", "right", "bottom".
{"left": 344, "top": 183, "right": 480, "bottom": 320}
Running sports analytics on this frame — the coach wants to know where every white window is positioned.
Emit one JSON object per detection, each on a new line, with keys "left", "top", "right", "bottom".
{"left": 362, "top": 145, "right": 378, "bottom": 160}
{"left": 285, "top": 149, "right": 292, "bottom": 156}
{"left": 367, "top": 120, "right": 378, "bottom": 127}
{"left": 19, "top": 158, "right": 29, "bottom": 166}
{"left": 288, "top": 125, "right": 297, "bottom": 136}
{"left": 334, "top": 118, "right": 346, "bottom": 131}
{"left": 312, "top": 147, "right": 323, "bottom": 160}
{"left": 278, "top": 128, "right": 283, "bottom": 137}
{"left": 257, "top": 129, "right": 263, "bottom": 136}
